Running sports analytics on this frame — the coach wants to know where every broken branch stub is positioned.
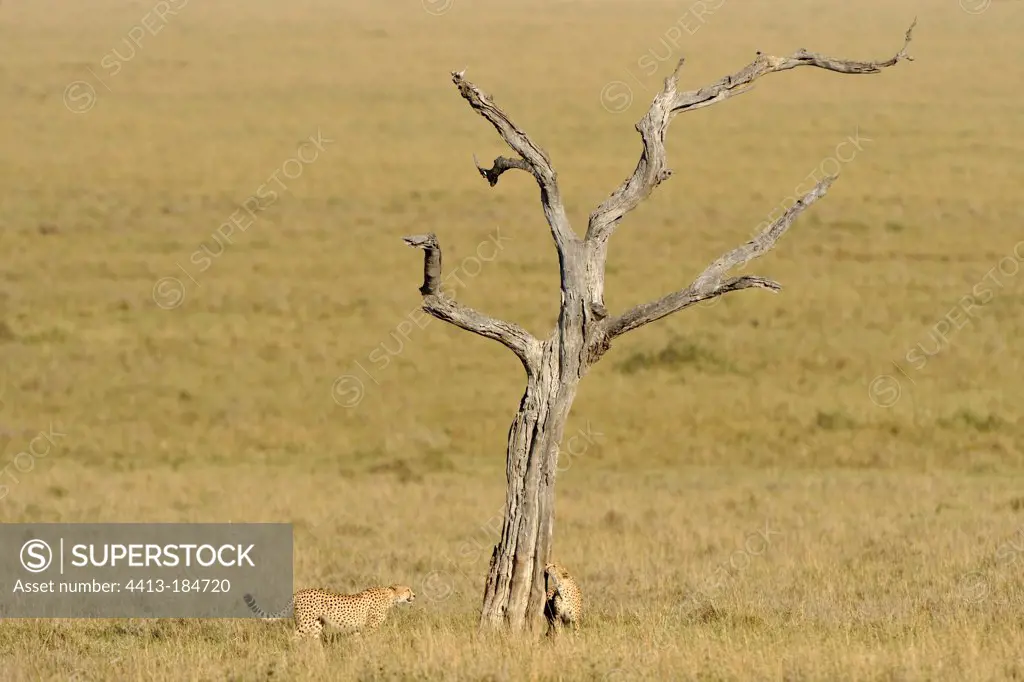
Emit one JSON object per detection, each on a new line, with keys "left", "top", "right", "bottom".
{"left": 401, "top": 233, "right": 442, "bottom": 296}
{"left": 472, "top": 154, "right": 532, "bottom": 187}
{"left": 403, "top": 232, "right": 540, "bottom": 372}
{"left": 453, "top": 71, "right": 578, "bottom": 254}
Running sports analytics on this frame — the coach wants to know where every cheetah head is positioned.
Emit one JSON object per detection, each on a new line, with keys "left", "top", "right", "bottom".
{"left": 544, "top": 563, "right": 567, "bottom": 577}
{"left": 544, "top": 563, "right": 569, "bottom": 587}
{"left": 390, "top": 585, "right": 416, "bottom": 604}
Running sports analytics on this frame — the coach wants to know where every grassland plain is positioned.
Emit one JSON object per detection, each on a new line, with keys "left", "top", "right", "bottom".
{"left": 1, "top": 0, "right": 1023, "bottom": 679}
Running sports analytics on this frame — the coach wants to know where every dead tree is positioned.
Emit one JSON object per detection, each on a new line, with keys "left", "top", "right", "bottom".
{"left": 404, "top": 22, "right": 916, "bottom": 634}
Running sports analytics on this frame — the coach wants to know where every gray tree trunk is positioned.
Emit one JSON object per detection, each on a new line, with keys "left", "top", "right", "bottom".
{"left": 403, "top": 23, "right": 915, "bottom": 633}
{"left": 478, "top": 364, "right": 578, "bottom": 632}
{"left": 478, "top": 248, "right": 592, "bottom": 632}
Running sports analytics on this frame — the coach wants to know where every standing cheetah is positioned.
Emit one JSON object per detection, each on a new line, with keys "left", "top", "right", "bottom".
{"left": 243, "top": 584, "right": 416, "bottom": 641}
{"left": 543, "top": 562, "right": 582, "bottom": 636}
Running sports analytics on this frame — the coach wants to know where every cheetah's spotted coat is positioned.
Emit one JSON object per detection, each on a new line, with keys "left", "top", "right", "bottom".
{"left": 244, "top": 584, "right": 415, "bottom": 641}
{"left": 544, "top": 562, "right": 582, "bottom": 636}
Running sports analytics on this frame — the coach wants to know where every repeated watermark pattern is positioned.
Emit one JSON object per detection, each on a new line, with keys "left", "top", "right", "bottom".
{"left": 422, "top": 0, "right": 454, "bottom": 16}
{"left": 701, "top": 128, "right": 873, "bottom": 309}
{"left": 62, "top": 0, "right": 190, "bottom": 114}
{"left": 600, "top": 0, "right": 727, "bottom": 114}
{"left": 421, "top": 508, "right": 503, "bottom": 603}
{"left": 680, "top": 520, "right": 782, "bottom": 615}
{"left": 0, "top": 374, "right": 68, "bottom": 502}
{"left": 959, "top": 0, "right": 991, "bottom": 14}
{"left": 0, "top": 425, "right": 67, "bottom": 502}
{"left": 601, "top": 519, "right": 782, "bottom": 680}
{"left": 867, "top": 240, "right": 1024, "bottom": 408}
{"left": 152, "top": 129, "right": 333, "bottom": 310}
{"left": 954, "top": 524, "right": 1024, "bottom": 606}
{"left": 555, "top": 421, "right": 605, "bottom": 474}
{"left": 331, "top": 227, "right": 512, "bottom": 409}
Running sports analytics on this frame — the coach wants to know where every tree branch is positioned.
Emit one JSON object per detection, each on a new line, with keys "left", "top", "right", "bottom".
{"left": 606, "top": 176, "right": 835, "bottom": 338}
{"left": 586, "top": 19, "right": 916, "bottom": 248}
{"left": 473, "top": 154, "right": 532, "bottom": 187}
{"left": 403, "top": 233, "right": 541, "bottom": 371}
{"left": 452, "top": 71, "right": 578, "bottom": 253}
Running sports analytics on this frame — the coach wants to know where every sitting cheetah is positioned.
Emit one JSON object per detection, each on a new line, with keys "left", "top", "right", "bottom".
{"left": 243, "top": 584, "right": 416, "bottom": 641}
{"left": 543, "top": 562, "right": 582, "bottom": 636}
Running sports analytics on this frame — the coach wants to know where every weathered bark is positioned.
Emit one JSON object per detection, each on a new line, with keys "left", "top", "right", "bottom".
{"left": 478, "top": 345, "right": 579, "bottom": 633}
{"left": 403, "top": 21, "right": 915, "bottom": 633}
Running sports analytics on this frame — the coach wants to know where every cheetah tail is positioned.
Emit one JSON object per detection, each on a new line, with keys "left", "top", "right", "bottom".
{"left": 243, "top": 593, "right": 293, "bottom": 619}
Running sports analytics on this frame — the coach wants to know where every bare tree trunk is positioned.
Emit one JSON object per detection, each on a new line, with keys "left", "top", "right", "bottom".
{"left": 480, "top": 246, "right": 597, "bottom": 631}
{"left": 402, "top": 22, "right": 915, "bottom": 634}
{"left": 478, "top": 365, "right": 578, "bottom": 632}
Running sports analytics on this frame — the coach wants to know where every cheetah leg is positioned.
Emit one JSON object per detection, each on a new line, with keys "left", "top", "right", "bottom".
{"left": 364, "top": 609, "right": 387, "bottom": 632}
{"left": 293, "top": 617, "right": 324, "bottom": 642}
{"left": 545, "top": 614, "right": 561, "bottom": 638}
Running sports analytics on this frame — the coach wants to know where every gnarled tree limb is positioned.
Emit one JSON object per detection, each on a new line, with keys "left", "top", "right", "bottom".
{"left": 452, "top": 71, "right": 578, "bottom": 254}
{"left": 606, "top": 175, "right": 835, "bottom": 339}
{"left": 586, "top": 19, "right": 916, "bottom": 249}
{"left": 403, "top": 233, "right": 541, "bottom": 371}
{"left": 473, "top": 154, "right": 532, "bottom": 187}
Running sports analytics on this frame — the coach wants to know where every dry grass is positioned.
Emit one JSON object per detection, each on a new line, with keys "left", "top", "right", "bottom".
{"left": 1, "top": 0, "right": 1024, "bottom": 679}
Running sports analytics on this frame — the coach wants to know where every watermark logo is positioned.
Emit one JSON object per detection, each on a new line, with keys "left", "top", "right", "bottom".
{"left": 599, "top": 0, "right": 727, "bottom": 114}
{"left": 331, "top": 374, "right": 365, "bottom": 409}
{"left": 62, "top": 0, "right": 190, "bottom": 114}
{"left": 423, "top": 0, "right": 454, "bottom": 15}
{"left": 959, "top": 0, "right": 991, "bottom": 14}
{"left": 419, "top": 509, "right": 504, "bottom": 603}
{"left": 599, "top": 81, "right": 633, "bottom": 114}
{"left": 867, "top": 373, "right": 902, "bottom": 408}
{"left": 20, "top": 539, "right": 53, "bottom": 573}
{"left": 2, "top": 523, "right": 292, "bottom": 618}
{"left": 152, "top": 129, "right": 332, "bottom": 310}
{"left": 63, "top": 81, "right": 98, "bottom": 115}
{"left": 868, "top": 240, "right": 1024, "bottom": 408}
{"left": 955, "top": 570, "right": 989, "bottom": 603}
{"left": 152, "top": 276, "right": 186, "bottom": 311}
{"left": 953, "top": 525, "right": 1024, "bottom": 606}
{"left": 421, "top": 569, "right": 455, "bottom": 602}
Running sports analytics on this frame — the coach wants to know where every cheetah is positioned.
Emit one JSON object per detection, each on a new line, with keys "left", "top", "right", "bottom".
{"left": 543, "top": 562, "right": 582, "bottom": 636}
{"left": 243, "top": 584, "right": 416, "bottom": 642}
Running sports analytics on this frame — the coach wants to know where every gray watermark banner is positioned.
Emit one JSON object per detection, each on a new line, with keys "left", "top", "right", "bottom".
{"left": 0, "top": 523, "right": 292, "bottom": 618}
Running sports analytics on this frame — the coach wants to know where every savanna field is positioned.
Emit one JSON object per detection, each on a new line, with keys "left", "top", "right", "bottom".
{"left": 2, "top": 0, "right": 1024, "bottom": 679}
